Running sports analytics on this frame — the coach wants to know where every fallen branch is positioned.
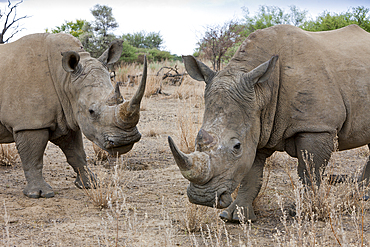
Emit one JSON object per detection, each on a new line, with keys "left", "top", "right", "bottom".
{"left": 156, "top": 65, "right": 187, "bottom": 85}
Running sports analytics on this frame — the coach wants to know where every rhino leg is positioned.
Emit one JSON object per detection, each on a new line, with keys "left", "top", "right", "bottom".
{"left": 51, "top": 129, "right": 96, "bottom": 189}
{"left": 15, "top": 129, "right": 54, "bottom": 198}
{"left": 295, "top": 132, "right": 334, "bottom": 187}
{"left": 220, "top": 151, "right": 271, "bottom": 222}
{"left": 358, "top": 143, "right": 370, "bottom": 188}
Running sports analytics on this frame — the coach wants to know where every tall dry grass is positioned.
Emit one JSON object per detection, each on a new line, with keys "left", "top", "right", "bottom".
{"left": 114, "top": 60, "right": 187, "bottom": 98}
{"left": 92, "top": 143, "right": 109, "bottom": 162}
{"left": 171, "top": 76, "right": 205, "bottom": 100}
{"left": 0, "top": 144, "right": 18, "bottom": 166}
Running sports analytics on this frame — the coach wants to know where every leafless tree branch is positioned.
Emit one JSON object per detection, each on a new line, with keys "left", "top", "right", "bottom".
{"left": 198, "top": 20, "right": 243, "bottom": 71}
{"left": 0, "top": 0, "right": 30, "bottom": 44}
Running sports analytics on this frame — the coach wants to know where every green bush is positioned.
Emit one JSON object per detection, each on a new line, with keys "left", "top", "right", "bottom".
{"left": 119, "top": 41, "right": 138, "bottom": 63}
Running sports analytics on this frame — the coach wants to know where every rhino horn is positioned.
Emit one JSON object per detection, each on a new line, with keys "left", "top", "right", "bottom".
{"left": 115, "top": 56, "right": 147, "bottom": 128}
{"left": 107, "top": 82, "right": 124, "bottom": 105}
{"left": 128, "top": 55, "right": 147, "bottom": 110}
{"left": 168, "top": 136, "right": 212, "bottom": 185}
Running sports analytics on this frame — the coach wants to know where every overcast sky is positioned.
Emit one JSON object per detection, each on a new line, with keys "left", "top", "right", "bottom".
{"left": 0, "top": 0, "right": 368, "bottom": 55}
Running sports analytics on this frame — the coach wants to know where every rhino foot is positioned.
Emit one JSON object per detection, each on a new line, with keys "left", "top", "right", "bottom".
{"left": 219, "top": 201, "right": 256, "bottom": 223}
{"left": 74, "top": 167, "right": 97, "bottom": 189}
{"left": 23, "top": 181, "right": 54, "bottom": 198}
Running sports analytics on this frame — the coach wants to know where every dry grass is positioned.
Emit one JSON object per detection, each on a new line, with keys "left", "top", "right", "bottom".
{"left": 181, "top": 201, "right": 210, "bottom": 233}
{"left": 81, "top": 169, "right": 118, "bottom": 210}
{"left": 82, "top": 155, "right": 131, "bottom": 210}
{"left": 114, "top": 62, "right": 142, "bottom": 84}
{"left": 0, "top": 144, "right": 18, "bottom": 166}
{"left": 271, "top": 148, "right": 369, "bottom": 246}
{"left": 171, "top": 76, "right": 205, "bottom": 100}
{"left": 176, "top": 99, "right": 203, "bottom": 154}
{"left": 145, "top": 128, "right": 161, "bottom": 137}
{"left": 92, "top": 143, "right": 109, "bottom": 161}
{"left": 144, "top": 74, "right": 163, "bottom": 97}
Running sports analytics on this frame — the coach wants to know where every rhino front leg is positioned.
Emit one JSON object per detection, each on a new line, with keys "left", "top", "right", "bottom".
{"left": 220, "top": 151, "right": 271, "bottom": 222}
{"left": 295, "top": 132, "right": 334, "bottom": 187}
{"left": 15, "top": 129, "right": 54, "bottom": 198}
{"left": 51, "top": 130, "right": 96, "bottom": 189}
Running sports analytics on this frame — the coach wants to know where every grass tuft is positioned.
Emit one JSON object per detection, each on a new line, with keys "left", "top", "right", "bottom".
{"left": 0, "top": 144, "right": 18, "bottom": 166}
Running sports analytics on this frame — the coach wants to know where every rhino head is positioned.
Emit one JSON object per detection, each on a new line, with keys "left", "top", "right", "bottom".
{"left": 168, "top": 55, "right": 278, "bottom": 208}
{"left": 62, "top": 40, "right": 146, "bottom": 155}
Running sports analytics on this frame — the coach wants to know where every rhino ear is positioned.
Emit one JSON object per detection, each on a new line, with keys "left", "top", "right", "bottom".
{"left": 245, "top": 55, "right": 278, "bottom": 85}
{"left": 98, "top": 40, "right": 123, "bottom": 65}
{"left": 182, "top": 55, "right": 215, "bottom": 84}
{"left": 62, "top": 51, "right": 81, "bottom": 73}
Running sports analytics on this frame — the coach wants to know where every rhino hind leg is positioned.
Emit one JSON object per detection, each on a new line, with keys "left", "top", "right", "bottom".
{"left": 220, "top": 151, "right": 271, "bottom": 223}
{"left": 295, "top": 132, "right": 335, "bottom": 187}
{"left": 51, "top": 129, "right": 96, "bottom": 189}
{"left": 15, "top": 129, "right": 54, "bottom": 198}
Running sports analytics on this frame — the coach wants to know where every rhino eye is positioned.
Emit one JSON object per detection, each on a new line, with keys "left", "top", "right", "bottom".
{"left": 89, "top": 109, "right": 95, "bottom": 115}
{"left": 233, "top": 143, "right": 241, "bottom": 150}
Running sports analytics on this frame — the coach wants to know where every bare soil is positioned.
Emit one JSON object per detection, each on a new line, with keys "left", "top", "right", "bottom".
{"left": 1, "top": 83, "right": 369, "bottom": 246}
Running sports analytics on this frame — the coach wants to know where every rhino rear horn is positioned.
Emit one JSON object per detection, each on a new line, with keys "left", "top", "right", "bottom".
{"left": 62, "top": 51, "right": 81, "bottom": 73}
{"left": 107, "top": 82, "right": 124, "bottom": 106}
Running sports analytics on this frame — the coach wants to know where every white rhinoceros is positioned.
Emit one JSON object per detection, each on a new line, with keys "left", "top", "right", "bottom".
{"left": 169, "top": 24, "right": 370, "bottom": 222}
{"left": 0, "top": 33, "right": 147, "bottom": 198}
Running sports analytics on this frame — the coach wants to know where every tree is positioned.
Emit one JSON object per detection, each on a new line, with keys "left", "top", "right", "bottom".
{"left": 198, "top": 20, "right": 243, "bottom": 71}
{"left": 242, "top": 5, "right": 307, "bottom": 37}
{"left": 80, "top": 4, "right": 118, "bottom": 58}
{"left": 91, "top": 4, "right": 118, "bottom": 38}
{"left": 119, "top": 41, "right": 138, "bottom": 63}
{"left": 49, "top": 19, "right": 86, "bottom": 38}
{"left": 352, "top": 6, "right": 370, "bottom": 31}
{"left": 0, "top": 0, "right": 29, "bottom": 44}
{"left": 301, "top": 6, "right": 370, "bottom": 32}
{"left": 288, "top": 5, "right": 308, "bottom": 27}
{"left": 122, "top": 31, "right": 163, "bottom": 49}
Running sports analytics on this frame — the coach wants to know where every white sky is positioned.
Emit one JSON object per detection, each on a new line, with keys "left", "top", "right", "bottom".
{"left": 0, "top": 0, "right": 369, "bottom": 55}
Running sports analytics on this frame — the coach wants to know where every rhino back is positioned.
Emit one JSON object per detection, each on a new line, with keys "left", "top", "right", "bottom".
{"left": 229, "top": 25, "right": 370, "bottom": 151}
{"left": 0, "top": 33, "right": 74, "bottom": 136}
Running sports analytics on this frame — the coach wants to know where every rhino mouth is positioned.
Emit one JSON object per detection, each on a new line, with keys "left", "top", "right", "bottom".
{"left": 103, "top": 129, "right": 141, "bottom": 154}
{"left": 187, "top": 183, "right": 233, "bottom": 209}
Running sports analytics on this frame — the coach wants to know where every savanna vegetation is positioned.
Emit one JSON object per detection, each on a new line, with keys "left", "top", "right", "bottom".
{"left": 46, "top": 4, "right": 370, "bottom": 69}
{"left": 197, "top": 5, "right": 370, "bottom": 70}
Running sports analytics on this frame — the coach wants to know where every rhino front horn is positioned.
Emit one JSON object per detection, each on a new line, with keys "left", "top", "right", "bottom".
{"left": 128, "top": 55, "right": 147, "bottom": 113}
{"left": 168, "top": 136, "right": 212, "bottom": 185}
{"left": 116, "top": 56, "right": 147, "bottom": 128}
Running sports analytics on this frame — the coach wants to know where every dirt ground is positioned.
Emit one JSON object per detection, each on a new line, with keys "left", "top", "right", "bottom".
{"left": 1, "top": 82, "right": 370, "bottom": 246}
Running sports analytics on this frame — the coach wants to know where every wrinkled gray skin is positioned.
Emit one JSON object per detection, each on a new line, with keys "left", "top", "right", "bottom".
{"left": 0, "top": 33, "right": 147, "bottom": 198}
{"left": 168, "top": 24, "right": 370, "bottom": 222}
